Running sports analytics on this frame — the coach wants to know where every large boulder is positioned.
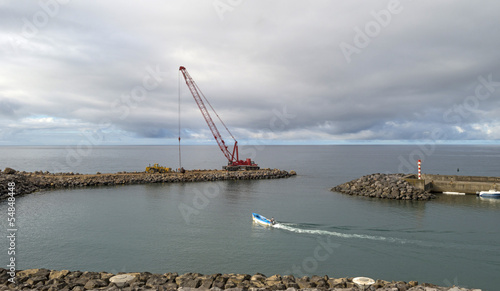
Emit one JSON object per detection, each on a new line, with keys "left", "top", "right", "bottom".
{"left": 84, "top": 278, "right": 107, "bottom": 289}
{"left": 212, "top": 274, "right": 228, "bottom": 289}
{"left": 146, "top": 274, "right": 168, "bottom": 288}
{"left": 228, "top": 274, "right": 250, "bottom": 285}
{"left": 109, "top": 274, "right": 136, "bottom": 287}
{"left": 49, "top": 270, "right": 70, "bottom": 280}
{"left": 3, "top": 167, "right": 16, "bottom": 174}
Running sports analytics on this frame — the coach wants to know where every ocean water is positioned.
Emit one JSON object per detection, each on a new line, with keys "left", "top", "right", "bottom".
{"left": 0, "top": 145, "right": 499, "bottom": 291}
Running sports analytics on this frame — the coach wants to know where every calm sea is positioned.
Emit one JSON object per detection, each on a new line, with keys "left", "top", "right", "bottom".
{"left": 0, "top": 145, "right": 499, "bottom": 291}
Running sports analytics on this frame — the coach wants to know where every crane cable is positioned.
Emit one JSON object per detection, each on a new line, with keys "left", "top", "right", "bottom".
{"left": 194, "top": 81, "right": 236, "bottom": 142}
{"left": 178, "top": 69, "right": 182, "bottom": 171}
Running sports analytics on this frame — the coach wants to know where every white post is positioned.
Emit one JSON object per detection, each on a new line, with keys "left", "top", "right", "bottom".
{"left": 418, "top": 159, "right": 421, "bottom": 179}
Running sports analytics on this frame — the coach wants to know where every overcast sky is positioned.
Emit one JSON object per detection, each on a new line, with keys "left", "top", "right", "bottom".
{"left": 1, "top": 1, "right": 500, "bottom": 146}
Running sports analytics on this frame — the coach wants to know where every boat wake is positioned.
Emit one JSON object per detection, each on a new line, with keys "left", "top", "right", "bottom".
{"left": 273, "top": 222, "right": 410, "bottom": 244}
{"left": 272, "top": 222, "right": 498, "bottom": 253}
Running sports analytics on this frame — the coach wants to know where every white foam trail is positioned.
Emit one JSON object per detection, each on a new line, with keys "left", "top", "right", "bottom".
{"left": 273, "top": 223, "right": 408, "bottom": 244}
{"left": 272, "top": 223, "right": 496, "bottom": 252}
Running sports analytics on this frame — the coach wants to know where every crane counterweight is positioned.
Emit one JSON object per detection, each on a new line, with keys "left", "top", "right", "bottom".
{"left": 179, "top": 66, "right": 259, "bottom": 171}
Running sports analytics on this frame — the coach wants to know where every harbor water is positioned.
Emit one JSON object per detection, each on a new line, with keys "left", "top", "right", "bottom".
{"left": 1, "top": 145, "right": 499, "bottom": 290}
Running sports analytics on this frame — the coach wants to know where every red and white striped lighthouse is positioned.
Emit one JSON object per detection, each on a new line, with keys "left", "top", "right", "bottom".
{"left": 418, "top": 159, "right": 421, "bottom": 179}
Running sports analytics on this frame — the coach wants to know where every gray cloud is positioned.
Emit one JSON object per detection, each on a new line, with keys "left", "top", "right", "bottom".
{"left": 1, "top": 1, "right": 500, "bottom": 145}
{"left": 0, "top": 98, "right": 22, "bottom": 118}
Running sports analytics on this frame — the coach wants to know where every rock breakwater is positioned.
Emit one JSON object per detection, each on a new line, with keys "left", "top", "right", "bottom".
{"left": 0, "top": 168, "right": 296, "bottom": 200}
{"left": 331, "top": 173, "right": 435, "bottom": 201}
{"left": 0, "top": 268, "right": 481, "bottom": 290}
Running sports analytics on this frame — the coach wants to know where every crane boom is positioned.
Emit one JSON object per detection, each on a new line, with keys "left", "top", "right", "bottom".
{"left": 179, "top": 66, "right": 259, "bottom": 170}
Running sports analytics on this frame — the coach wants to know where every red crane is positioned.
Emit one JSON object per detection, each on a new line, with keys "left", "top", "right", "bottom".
{"left": 179, "top": 66, "right": 259, "bottom": 171}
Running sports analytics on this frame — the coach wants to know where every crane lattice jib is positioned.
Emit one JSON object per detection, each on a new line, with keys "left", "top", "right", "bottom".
{"left": 179, "top": 66, "right": 238, "bottom": 164}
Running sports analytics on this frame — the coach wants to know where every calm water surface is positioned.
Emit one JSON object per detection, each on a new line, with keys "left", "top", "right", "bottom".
{"left": 0, "top": 145, "right": 499, "bottom": 291}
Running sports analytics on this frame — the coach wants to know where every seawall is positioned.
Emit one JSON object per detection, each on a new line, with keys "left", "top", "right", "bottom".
{"left": 421, "top": 174, "right": 500, "bottom": 194}
{"left": 0, "top": 168, "right": 296, "bottom": 200}
{"left": 331, "top": 173, "right": 435, "bottom": 200}
{"left": 0, "top": 268, "right": 481, "bottom": 290}
{"left": 332, "top": 173, "right": 500, "bottom": 198}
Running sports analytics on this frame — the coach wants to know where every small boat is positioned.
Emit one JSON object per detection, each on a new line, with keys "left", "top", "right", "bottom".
{"left": 478, "top": 189, "right": 500, "bottom": 198}
{"left": 252, "top": 213, "right": 276, "bottom": 226}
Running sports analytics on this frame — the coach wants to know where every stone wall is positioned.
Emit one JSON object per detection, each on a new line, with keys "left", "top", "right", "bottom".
{"left": 0, "top": 168, "right": 296, "bottom": 200}
{"left": 422, "top": 174, "right": 500, "bottom": 183}
{"left": 422, "top": 174, "right": 499, "bottom": 194}
{"left": 0, "top": 268, "right": 481, "bottom": 290}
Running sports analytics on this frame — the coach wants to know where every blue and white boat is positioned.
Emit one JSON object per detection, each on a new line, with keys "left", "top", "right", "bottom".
{"left": 252, "top": 213, "right": 276, "bottom": 226}
{"left": 478, "top": 189, "right": 500, "bottom": 198}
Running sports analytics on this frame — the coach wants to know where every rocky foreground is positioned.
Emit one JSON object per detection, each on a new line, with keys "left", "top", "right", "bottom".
{"left": 331, "top": 173, "right": 435, "bottom": 201}
{"left": 0, "top": 168, "right": 296, "bottom": 200}
{"left": 0, "top": 268, "right": 480, "bottom": 291}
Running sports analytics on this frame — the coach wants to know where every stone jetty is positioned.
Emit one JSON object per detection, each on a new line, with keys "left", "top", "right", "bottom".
{"left": 0, "top": 268, "right": 481, "bottom": 290}
{"left": 331, "top": 173, "right": 435, "bottom": 201}
{"left": 0, "top": 168, "right": 296, "bottom": 200}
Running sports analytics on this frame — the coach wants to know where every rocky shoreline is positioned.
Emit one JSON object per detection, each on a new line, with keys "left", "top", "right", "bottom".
{"left": 0, "top": 268, "right": 480, "bottom": 290}
{"left": 0, "top": 168, "right": 296, "bottom": 200}
{"left": 331, "top": 173, "right": 435, "bottom": 201}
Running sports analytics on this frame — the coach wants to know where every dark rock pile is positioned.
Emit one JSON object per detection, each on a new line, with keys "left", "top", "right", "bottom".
{"left": 0, "top": 268, "right": 480, "bottom": 290}
{"left": 0, "top": 168, "right": 296, "bottom": 200}
{"left": 0, "top": 169, "right": 39, "bottom": 200}
{"left": 331, "top": 173, "right": 435, "bottom": 201}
